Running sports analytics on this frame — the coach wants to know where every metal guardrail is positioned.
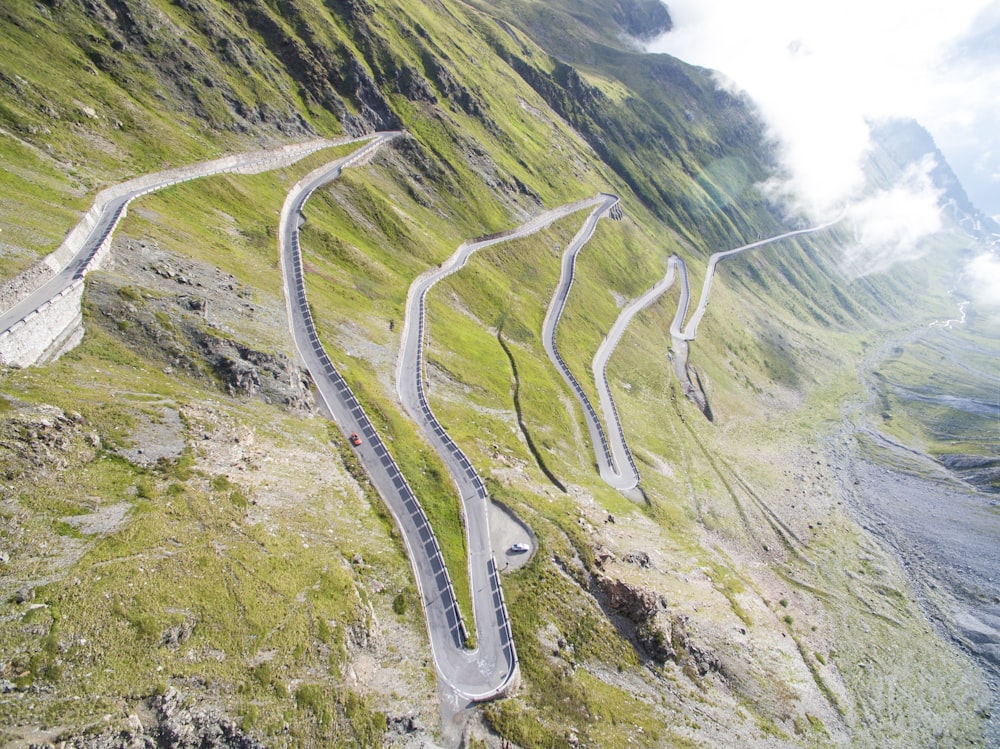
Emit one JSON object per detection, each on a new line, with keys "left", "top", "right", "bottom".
{"left": 396, "top": 203, "right": 650, "bottom": 695}
{"left": 286, "top": 139, "right": 474, "bottom": 650}
{"left": 0, "top": 138, "right": 354, "bottom": 347}
{"left": 544, "top": 197, "right": 638, "bottom": 482}
{"left": 597, "top": 356, "right": 640, "bottom": 478}
{"left": 413, "top": 290, "right": 517, "bottom": 677}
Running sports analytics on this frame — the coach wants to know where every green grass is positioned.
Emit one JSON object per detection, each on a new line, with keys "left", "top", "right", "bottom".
{"left": 79, "top": 141, "right": 482, "bottom": 639}
{"left": 871, "top": 316, "right": 1000, "bottom": 475}
{"left": 1, "top": 0, "right": 994, "bottom": 744}
{"left": 0, "top": 0, "right": 366, "bottom": 280}
{"left": 0, "top": 182, "right": 435, "bottom": 741}
{"left": 482, "top": 502, "right": 666, "bottom": 748}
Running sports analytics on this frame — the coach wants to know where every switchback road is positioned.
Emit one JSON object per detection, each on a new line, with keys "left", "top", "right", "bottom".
{"left": 280, "top": 132, "right": 518, "bottom": 703}
{"left": 394, "top": 194, "right": 611, "bottom": 700}
{"left": 0, "top": 136, "right": 365, "bottom": 365}
{"left": 6, "top": 119, "right": 843, "bottom": 708}
{"left": 540, "top": 194, "right": 638, "bottom": 490}
{"left": 591, "top": 217, "right": 845, "bottom": 464}
{"left": 591, "top": 255, "right": 681, "bottom": 489}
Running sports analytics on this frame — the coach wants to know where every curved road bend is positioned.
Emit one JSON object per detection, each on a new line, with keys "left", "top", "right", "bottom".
{"left": 679, "top": 215, "right": 846, "bottom": 342}
{"left": 0, "top": 136, "right": 370, "bottom": 344}
{"left": 667, "top": 216, "right": 846, "bottom": 402}
{"left": 591, "top": 255, "right": 681, "bottom": 488}
{"left": 586, "top": 215, "right": 844, "bottom": 487}
{"left": 539, "top": 194, "right": 638, "bottom": 490}
{"left": 279, "top": 132, "right": 518, "bottom": 703}
{"left": 394, "top": 195, "right": 609, "bottom": 700}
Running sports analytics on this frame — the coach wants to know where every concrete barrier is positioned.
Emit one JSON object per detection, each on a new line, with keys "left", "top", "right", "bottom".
{"left": 0, "top": 280, "right": 84, "bottom": 368}
{"left": 0, "top": 136, "right": 365, "bottom": 368}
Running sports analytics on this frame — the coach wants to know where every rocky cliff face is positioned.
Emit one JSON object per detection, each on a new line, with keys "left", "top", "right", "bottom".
{"left": 87, "top": 242, "right": 317, "bottom": 413}
{"left": 869, "top": 118, "right": 1000, "bottom": 236}
{"left": 62, "top": 688, "right": 264, "bottom": 749}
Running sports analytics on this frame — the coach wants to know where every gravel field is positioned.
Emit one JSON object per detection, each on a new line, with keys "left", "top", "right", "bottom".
{"left": 831, "top": 434, "right": 1000, "bottom": 744}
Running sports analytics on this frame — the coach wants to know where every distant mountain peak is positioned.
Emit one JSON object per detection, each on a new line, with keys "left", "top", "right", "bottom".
{"left": 611, "top": 0, "right": 673, "bottom": 41}
{"left": 869, "top": 117, "right": 1000, "bottom": 236}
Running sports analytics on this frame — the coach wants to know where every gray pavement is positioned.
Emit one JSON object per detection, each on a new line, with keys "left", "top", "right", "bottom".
{"left": 394, "top": 196, "right": 615, "bottom": 702}
{"left": 489, "top": 502, "right": 534, "bottom": 573}
{"left": 0, "top": 137, "right": 358, "bottom": 361}
{"left": 539, "top": 194, "right": 639, "bottom": 490}
{"left": 280, "top": 133, "right": 519, "bottom": 704}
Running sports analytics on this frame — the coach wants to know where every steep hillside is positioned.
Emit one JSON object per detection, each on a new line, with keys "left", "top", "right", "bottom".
{"left": 0, "top": 0, "right": 993, "bottom": 747}
{"left": 868, "top": 118, "right": 1000, "bottom": 238}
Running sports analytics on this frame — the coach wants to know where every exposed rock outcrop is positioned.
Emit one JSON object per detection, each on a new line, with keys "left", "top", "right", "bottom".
{"left": 939, "top": 454, "right": 1000, "bottom": 494}
{"left": 198, "top": 333, "right": 315, "bottom": 411}
{"left": 58, "top": 688, "right": 264, "bottom": 749}
{"left": 594, "top": 575, "right": 674, "bottom": 663}
{"left": 0, "top": 403, "right": 98, "bottom": 480}
{"left": 593, "top": 574, "right": 721, "bottom": 676}
{"left": 86, "top": 253, "right": 317, "bottom": 414}
{"left": 611, "top": 0, "right": 673, "bottom": 41}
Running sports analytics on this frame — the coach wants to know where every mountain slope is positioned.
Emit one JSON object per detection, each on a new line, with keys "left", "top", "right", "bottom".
{"left": 0, "top": 0, "right": 993, "bottom": 747}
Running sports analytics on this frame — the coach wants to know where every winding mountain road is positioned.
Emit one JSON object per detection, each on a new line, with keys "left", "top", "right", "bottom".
{"left": 3, "top": 118, "right": 847, "bottom": 710}
{"left": 588, "top": 217, "right": 845, "bottom": 478}
{"left": 393, "top": 194, "right": 616, "bottom": 701}
{"left": 591, "top": 256, "right": 681, "bottom": 488}
{"left": 0, "top": 136, "right": 365, "bottom": 365}
{"left": 539, "top": 194, "right": 638, "bottom": 489}
{"left": 280, "top": 132, "right": 522, "bottom": 703}
{"left": 1, "top": 128, "right": 519, "bottom": 703}
{"left": 678, "top": 216, "right": 846, "bottom": 343}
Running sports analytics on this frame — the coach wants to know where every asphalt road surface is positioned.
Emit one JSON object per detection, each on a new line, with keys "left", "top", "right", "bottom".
{"left": 280, "top": 132, "right": 520, "bottom": 703}
{"left": 0, "top": 137, "right": 357, "bottom": 349}
{"left": 679, "top": 215, "right": 846, "bottom": 342}
{"left": 591, "top": 256, "right": 681, "bottom": 489}
{"left": 584, "top": 216, "right": 844, "bottom": 487}
{"left": 539, "top": 193, "right": 639, "bottom": 490}
{"left": 394, "top": 194, "right": 614, "bottom": 701}
{"left": 2, "top": 119, "right": 843, "bottom": 710}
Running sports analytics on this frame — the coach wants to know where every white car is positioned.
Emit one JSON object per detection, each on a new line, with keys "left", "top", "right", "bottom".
{"left": 509, "top": 543, "right": 529, "bottom": 553}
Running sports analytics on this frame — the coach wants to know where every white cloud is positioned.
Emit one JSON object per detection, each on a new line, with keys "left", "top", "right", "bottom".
{"left": 963, "top": 252, "right": 1000, "bottom": 306}
{"left": 648, "top": 0, "right": 999, "bottom": 264}
{"left": 840, "top": 157, "right": 944, "bottom": 275}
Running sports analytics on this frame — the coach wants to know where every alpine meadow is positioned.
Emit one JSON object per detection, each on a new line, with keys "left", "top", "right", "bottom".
{"left": 0, "top": 1, "right": 997, "bottom": 747}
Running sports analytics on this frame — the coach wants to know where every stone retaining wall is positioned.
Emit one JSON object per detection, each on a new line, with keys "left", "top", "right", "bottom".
{"left": 0, "top": 280, "right": 84, "bottom": 368}
{"left": 0, "top": 136, "right": 363, "bottom": 368}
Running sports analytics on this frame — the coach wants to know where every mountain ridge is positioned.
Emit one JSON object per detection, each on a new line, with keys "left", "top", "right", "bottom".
{"left": 0, "top": 1, "right": 995, "bottom": 747}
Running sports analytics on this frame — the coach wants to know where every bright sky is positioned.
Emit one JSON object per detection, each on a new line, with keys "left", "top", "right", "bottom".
{"left": 650, "top": 1, "right": 1000, "bottom": 216}
{"left": 648, "top": 0, "right": 1000, "bottom": 296}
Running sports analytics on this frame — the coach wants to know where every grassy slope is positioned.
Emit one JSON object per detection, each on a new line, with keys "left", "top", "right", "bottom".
{"left": 416, "top": 200, "right": 986, "bottom": 747}
{"left": 0, "top": 153, "right": 440, "bottom": 744}
{"left": 0, "top": 0, "right": 991, "bottom": 746}
{"left": 869, "top": 308, "right": 1000, "bottom": 490}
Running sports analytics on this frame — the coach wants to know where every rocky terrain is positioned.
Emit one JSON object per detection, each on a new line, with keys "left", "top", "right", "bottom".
{"left": 0, "top": 0, "right": 996, "bottom": 747}
{"left": 93, "top": 240, "right": 316, "bottom": 413}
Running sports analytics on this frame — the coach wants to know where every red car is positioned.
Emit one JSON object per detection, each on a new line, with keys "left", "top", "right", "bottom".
{"left": 349, "top": 433, "right": 362, "bottom": 446}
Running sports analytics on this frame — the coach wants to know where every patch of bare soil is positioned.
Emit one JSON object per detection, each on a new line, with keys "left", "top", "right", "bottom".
{"left": 0, "top": 402, "right": 104, "bottom": 599}
{"left": 61, "top": 502, "right": 130, "bottom": 536}
{"left": 114, "top": 405, "right": 185, "bottom": 468}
